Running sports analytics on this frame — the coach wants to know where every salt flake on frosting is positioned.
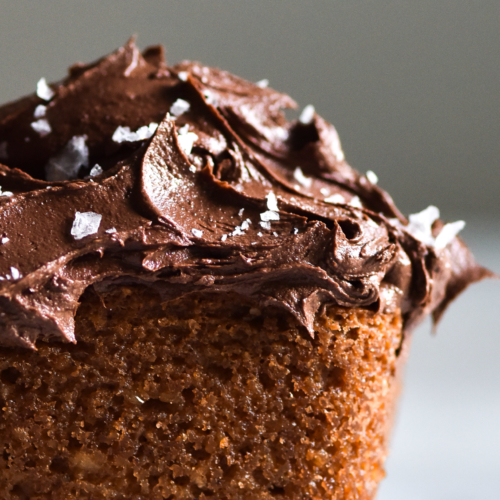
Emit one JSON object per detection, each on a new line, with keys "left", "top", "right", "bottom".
{"left": 349, "top": 196, "right": 363, "bottom": 208}
{"left": 112, "top": 123, "right": 158, "bottom": 143}
{"left": 324, "top": 194, "right": 345, "bottom": 205}
{"left": 10, "top": 267, "right": 21, "bottom": 280}
{"left": 366, "top": 170, "right": 378, "bottom": 184}
{"left": 434, "top": 220, "right": 466, "bottom": 250}
{"left": 299, "top": 105, "right": 315, "bottom": 125}
{"left": 406, "top": 206, "right": 440, "bottom": 246}
{"left": 31, "top": 119, "right": 52, "bottom": 137}
{"left": 266, "top": 191, "right": 279, "bottom": 211}
{"left": 34, "top": 105, "right": 47, "bottom": 118}
{"left": 203, "top": 90, "right": 218, "bottom": 107}
{"left": 0, "top": 186, "right": 14, "bottom": 197}
{"left": 260, "top": 211, "right": 280, "bottom": 222}
{"left": 71, "top": 211, "right": 102, "bottom": 240}
{"left": 192, "top": 228, "right": 203, "bottom": 238}
{"left": 256, "top": 79, "right": 269, "bottom": 88}
{"left": 294, "top": 167, "right": 312, "bottom": 188}
{"left": 105, "top": 227, "right": 117, "bottom": 234}
{"left": 178, "top": 71, "right": 188, "bottom": 81}
{"left": 170, "top": 98, "right": 190, "bottom": 117}
{"left": 89, "top": 164, "right": 103, "bottom": 177}
{"left": 176, "top": 124, "right": 198, "bottom": 155}
{"left": 1, "top": 237, "right": 9, "bottom": 244}
{"left": 46, "top": 135, "right": 89, "bottom": 181}
{"left": 36, "top": 78, "right": 55, "bottom": 101}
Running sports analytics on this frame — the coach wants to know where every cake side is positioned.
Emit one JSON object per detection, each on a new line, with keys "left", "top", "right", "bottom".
{"left": 1, "top": 286, "right": 403, "bottom": 500}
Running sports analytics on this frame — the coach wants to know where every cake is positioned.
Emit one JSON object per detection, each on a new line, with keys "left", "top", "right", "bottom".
{"left": 0, "top": 40, "right": 490, "bottom": 499}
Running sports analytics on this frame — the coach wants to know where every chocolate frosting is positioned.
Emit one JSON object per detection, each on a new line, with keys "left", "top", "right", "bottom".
{"left": 0, "top": 40, "right": 491, "bottom": 349}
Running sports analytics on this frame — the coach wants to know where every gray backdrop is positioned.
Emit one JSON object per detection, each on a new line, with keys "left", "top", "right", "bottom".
{"left": 1, "top": 2, "right": 498, "bottom": 499}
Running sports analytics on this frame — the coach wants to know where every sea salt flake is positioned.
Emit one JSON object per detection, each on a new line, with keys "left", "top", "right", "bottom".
{"left": 176, "top": 125, "right": 198, "bottom": 155}
{"left": 89, "top": 164, "right": 103, "bottom": 177}
{"left": 203, "top": 90, "right": 218, "bottom": 106}
{"left": 299, "top": 104, "right": 315, "bottom": 125}
{"left": 366, "top": 170, "right": 378, "bottom": 184}
{"left": 192, "top": 228, "right": 203, "bottom": 238}
{"left": 46, "top": 135, "right": 89, "bottom": 181}
{"left": 238, "top": 208, "right": 245, "bottom": 217}
{"left": 320, "top": 187, "right": 330, "bottom": 196}
{"left": 189, "top": 165, "right": 197, "bottom": 173}
{"left": 349, "top": 196, "right": 363, "bottom": 208}
{"left": 241, "top": 219, "right": 251, "bottom": 231}
{"left": 273, "top": 232, "right": 279, "bottom": 237}
{"left": 293, "top": 228, "right": 299, "bottom": 235}
{"left": 231, "top": 227, "right": 244, "bottom": 236}
{"left": 34, "top": 105, "right": 47, "bottom": 118}
{"left": 221, "top": 234, "right": 228, "bottom": 242}
{"left": 36, "top": 78, "right": 55, "bottom": 101}
{"left": 257, "top": 232, "right": 263, "bottom": 237}
{"left": 0, "top": 186, "right": 14, "bottom": 197}
{"left": 178, "top": 71, "right": 188, "bottom": 81}
{"left": 256, "top": 79, "right": 269, "bottom": 88}
{"left": 434, "top": 220, "right": 466, "bottom": 250}
{"left": 324, "top": 194, "right": 345, "bottom": 205}
{"left": 260, "top": 210, "right": 280, "bottom": 222}
{"left": 112, "top": 123, "right": 158, "bottom": 143}
{"left": 135, "top": 396, "right": 145, "bottom": 404}
{"left": 71, "top": 211, "right": 102, "bottom": 240}
{"left": 266, "top": 191, "right": 279, "bottom": 211}
{"left": 31, "top": 119, "right": 52, "bottom": 137}
{"left": 1, "top": 237, "right": 9, "bottom": 244}
{"left": 293, "top": 167, "right": 312, "bottom": 188}
{"left": 105, "top": 227, "right": 117, "bottom": 234}
{"left": 406, "top": 205, "right": 440, "bottom": 246}
{"left": 259, "top": 221, "right": 271, "bottom": 230}
{"left": 0, "top": 142, "right": 7, "bottom": 160}
{"left": 10, "top": 267, "right": 21, "bottom": 280}
{"left": 170, "top": 98, "right": 190, "bottom": 117}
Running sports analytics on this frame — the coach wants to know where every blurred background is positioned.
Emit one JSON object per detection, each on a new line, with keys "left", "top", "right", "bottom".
{"left": 0, "top": 1, "right": 498, "bottom": 498}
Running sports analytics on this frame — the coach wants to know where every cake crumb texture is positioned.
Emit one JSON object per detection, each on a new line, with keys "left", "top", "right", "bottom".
{"left": 0, "top": 286, "right": 402, "bottom": 499}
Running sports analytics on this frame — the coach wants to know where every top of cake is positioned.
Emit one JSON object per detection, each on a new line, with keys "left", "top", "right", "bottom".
{"left": 0, "top": 39, "right": 490, "bottom": 349}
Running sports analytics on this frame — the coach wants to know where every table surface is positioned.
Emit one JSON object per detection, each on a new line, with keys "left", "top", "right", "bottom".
{"left": 378, "top": 217, "right": 500, "bottom": 500}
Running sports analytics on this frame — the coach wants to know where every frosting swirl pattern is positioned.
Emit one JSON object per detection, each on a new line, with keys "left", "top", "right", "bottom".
{"left": 0, "top": 40, "right": 490, "bottom": 349}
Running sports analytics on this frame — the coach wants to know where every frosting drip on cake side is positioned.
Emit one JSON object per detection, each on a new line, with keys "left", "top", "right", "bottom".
{"left": 0, "top": 40, "right": 491, "bottom": 349}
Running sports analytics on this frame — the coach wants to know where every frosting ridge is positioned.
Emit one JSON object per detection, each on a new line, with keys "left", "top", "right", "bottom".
{"left": 0, "top": 40, "right": 491, "bottom": 349}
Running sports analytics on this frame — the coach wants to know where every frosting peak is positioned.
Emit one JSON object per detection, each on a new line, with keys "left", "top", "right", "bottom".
{"left": 0, "top": 40, "right": 491, "bottom": 349}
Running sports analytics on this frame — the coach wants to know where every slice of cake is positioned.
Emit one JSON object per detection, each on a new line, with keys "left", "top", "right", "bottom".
{"left": 0, "top": 40, "right": 490, "bottom": 499}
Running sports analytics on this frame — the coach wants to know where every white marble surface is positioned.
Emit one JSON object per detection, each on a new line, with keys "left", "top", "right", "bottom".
{"left": 378, "top": 218, "right": 500, "bottom": 500}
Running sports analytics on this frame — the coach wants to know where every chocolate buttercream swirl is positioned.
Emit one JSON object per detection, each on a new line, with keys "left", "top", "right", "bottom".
{"left": 0, "top": 40, "right": 491, "bottom": 349}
